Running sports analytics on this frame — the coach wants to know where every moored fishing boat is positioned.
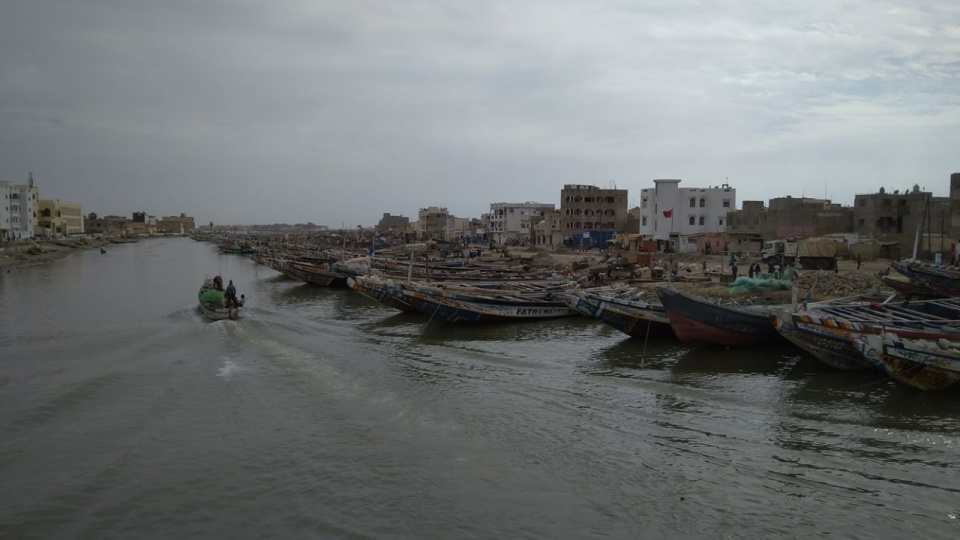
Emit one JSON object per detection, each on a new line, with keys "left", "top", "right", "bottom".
{"left": 348, "top": 276, "right": 417, "bottom": 312}
{"left": 197, "top": 279, "right": 242, "bottom": 320}
{"left": 567, "top": 289, "right": 674, "bottom": 339}
{"left": 857, "top": 333, "right": 960, "bottom": 391}
{"left": 878, "top": 274, "right": 942, "bottom": 300}
{"left": 281, "top": 261, "right": 348, "bottom": 287}
{"left": 656, "top": 287, "right": 785, "bottom": 346}
{"left": 774, "top": 296, "right": 960, "bottom": 370}
{"left": 355, "top": 276, "right": 575, "bottom": 323}
{"left": 889, "top": 259, "right": 960, "bottom": 297}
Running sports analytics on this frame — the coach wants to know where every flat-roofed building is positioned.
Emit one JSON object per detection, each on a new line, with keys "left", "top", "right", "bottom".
{"left": 487, "top": 202, "right": 556, "bottom": 245}
{"left": 0, "top": 174, "right": 40, "bottom": 240}
{"left": 37, "top": 199, "right": 84, "bottom": 236}
{"left": 158, "top": 214, "right": 196, "bottom": 234}
{"left": 638, "top": 180, "right": 734, "bottom": 241}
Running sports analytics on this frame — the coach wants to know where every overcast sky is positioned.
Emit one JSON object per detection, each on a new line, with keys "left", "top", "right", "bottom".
{"left": 1, "top": 1, "right": 958, "bottom": 226}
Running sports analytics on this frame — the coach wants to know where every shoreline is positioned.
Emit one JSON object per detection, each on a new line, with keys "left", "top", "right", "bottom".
{"left": 0, "top": 237, "right": 139, "bottom": 271}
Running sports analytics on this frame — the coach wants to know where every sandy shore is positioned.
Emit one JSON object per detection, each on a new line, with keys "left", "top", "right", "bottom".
{"left": 0, "top": 237, "right": 135, "bottom": 271}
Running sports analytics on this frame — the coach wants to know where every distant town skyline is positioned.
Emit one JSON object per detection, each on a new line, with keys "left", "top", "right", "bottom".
{"left": 2, "top": 1, "right": 957, "bottom": 227}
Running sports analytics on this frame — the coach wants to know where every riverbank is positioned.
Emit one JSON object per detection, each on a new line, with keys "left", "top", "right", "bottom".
{"left": 510, "top": 247, "right": 893, "bottom": 299}
{"left": 0, "top": 237, "right": 138, "bottom": 271}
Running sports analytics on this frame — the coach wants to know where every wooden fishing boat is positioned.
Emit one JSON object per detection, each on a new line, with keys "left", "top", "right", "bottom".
{"left": 355, "top": 276, "right": 575, "bottom": 323}
{"left": 655, "top": 287, "right": 786, "bottom": 346}
{"left": 197, "top": 280, "right": 242, "bottom": 321}
{"left": 218, "top": 243, "right": 255, "bottom": 255}
{"left": 889, "top": 259, "right": 960, "bottom": 297}
{"left": 878, "top": 274, "right": 942, "bottom": 300}
{"left": 348, "top": 276, "right": 418, "bottom": 312}
{"left": 774, "top": 297, "right": 960, "bottom": 370}
{"left": 281, "top": 261, "right": 348, "bottom": 287}
{"left": 566, "top": 289, "right": 674, "bottom": 338}
{"left": 857, "top": 333, "right": 960, "bottom": 391}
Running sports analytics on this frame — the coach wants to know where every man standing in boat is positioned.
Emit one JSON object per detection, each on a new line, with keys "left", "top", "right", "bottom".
{"left": 225, "top": 280, "right": 239, "bottom": 308}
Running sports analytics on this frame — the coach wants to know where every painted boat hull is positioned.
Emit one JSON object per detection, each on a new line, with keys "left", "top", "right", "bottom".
{"left": 348, "top": 277, "right": 417, "bottom": 312}
{"left": 281, "top": 262, "right": 348, "bottom": 287}
{"left": 890, "top": 260, "right": 960, "bottom": 297}
{"left": 567, "top": 291, "right": 674, "bottom": 339}
{"left": 656, "top": 288, "right": 784, "bottom": 347}
{"left": 774, "top": 313, "right": 869, "bottom": 370}
{"left": 859, "top": 334, "right": 960, "bottom": 391}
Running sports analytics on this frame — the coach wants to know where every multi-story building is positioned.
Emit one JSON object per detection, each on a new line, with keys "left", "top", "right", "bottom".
{"left": 376, "top": 213, "right": 410, "bottom": 234}
{"left": 559, "top": 184, "right": 628, "bottom": 238}
{"left": 853, "top": 185, "right": 949, "bottom": 246}
{"left": 533, "top": 209, "right": 565, "bottom": 247}
{"left": 638, "top": 179, "right": 735, "bottom": 242}
{"left": 950, "top": 172, "right": 960, "bottom": 243}
{"left": 85, "top": 215, "right": 130, "bottom": 235}
{"left": 487, "top": 202, "right": 555, "bottom": 245}
{"left": 158, "top": 214, "right": 196, "bottom": 234}
{"left": 441, "top": 216, "right": 470, "bottom": 242}
{"left": 0, "top": 174, "right": 40, "bottom": 240}
{"left": 417, "top": 206, "right": 450, "bottom": 239}
{"left": 37, "top": 199, "right": 84, "bottom": 236}
{"left": 725, "top": 197, "right": 853, "bottom": 241}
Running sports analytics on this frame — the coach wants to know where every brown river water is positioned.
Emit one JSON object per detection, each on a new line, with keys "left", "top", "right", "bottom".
{"left": 1, "top": 237, "right": 958, "bottom": 539}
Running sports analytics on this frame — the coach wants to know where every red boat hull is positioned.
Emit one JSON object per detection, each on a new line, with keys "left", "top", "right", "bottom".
{"left": 665, "top": 311, "right": 782, "bottom": 347}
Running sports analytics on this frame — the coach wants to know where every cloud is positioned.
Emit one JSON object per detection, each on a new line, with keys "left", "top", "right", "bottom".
{"left": 0, "top": 0, "right": 957, "bottom": 225}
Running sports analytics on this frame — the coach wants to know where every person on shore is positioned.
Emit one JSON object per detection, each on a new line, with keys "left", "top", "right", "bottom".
{"left": 773, "top": 264, "right": 781, "bottom": 279}
{"left": 225, "top": 280, "right": 239, "bottom": 308}
{"left": 856, "top": 254, "right": 862, "bottom": 270}
{"left": 702, "top": 259, "right": 707, "bottom": 274}
{"left": 731, "top": 261, "right": 738, "bottom": 279}
{"left": 747, "top": 262, "right": 755, "bottom": 279}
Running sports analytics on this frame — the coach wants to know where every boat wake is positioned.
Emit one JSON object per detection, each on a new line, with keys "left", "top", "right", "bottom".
{"left": 217, "top": 358, "right": 242, "bottom": 379}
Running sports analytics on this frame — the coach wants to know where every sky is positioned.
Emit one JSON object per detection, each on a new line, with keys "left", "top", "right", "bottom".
{"left": 1, "top": 0, "right": 958, "bottom": 227}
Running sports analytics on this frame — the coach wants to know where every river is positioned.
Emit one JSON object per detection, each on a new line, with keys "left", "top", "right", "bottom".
{"left": 1, "top": 237, "right": 957, "bottom": 539}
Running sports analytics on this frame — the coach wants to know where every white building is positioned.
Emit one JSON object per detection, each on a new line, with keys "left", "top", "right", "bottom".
{"left": 487, "top": 202, "right": 555, "bottom": 245}
{"left": 638, "top": 179, "right": 735, "bottom": 241}
{"left": 0, "top": 174, "right": 40, "bottom": 241}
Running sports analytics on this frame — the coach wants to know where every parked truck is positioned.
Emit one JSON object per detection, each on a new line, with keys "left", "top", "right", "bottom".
{"left": 760, "top": 238, "right": 847, "bottom": 270}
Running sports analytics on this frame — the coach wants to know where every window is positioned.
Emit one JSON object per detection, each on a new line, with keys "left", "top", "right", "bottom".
{"left": 858, "top": 219, "right": 865, "bottom": 227}
{"left": 699, "top": 216, "right": 705, "bottom": 225}
{"left": 689, "top": 198, "right": 696, "bottom": 208}
{"left": 689, "top": 216, "right": 695, "bottom": 225}
{"left": 722, "top": 200, "right": 730, "bottom": 208}
{"left": 642, "top": 217, "right": 647, "bottom": 226}
{"left": 718, "top": 219, "right": 724, "bottom": 226}
{"left": 699, "top": 198, "right": 705, "bottom": 208}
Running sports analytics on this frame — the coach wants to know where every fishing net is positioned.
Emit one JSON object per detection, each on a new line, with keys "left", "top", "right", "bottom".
{"left": 200, "top": 290, "right": 224, "bottom": 304}
{"left": 727, "top": 267, "right": 799, "bottom": 294}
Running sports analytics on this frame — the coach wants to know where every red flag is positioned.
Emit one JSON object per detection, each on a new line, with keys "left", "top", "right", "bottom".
{"left": 662, "top": 209, "right": 673, "bottom": 218}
